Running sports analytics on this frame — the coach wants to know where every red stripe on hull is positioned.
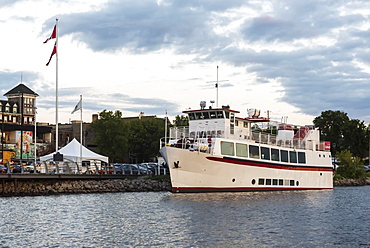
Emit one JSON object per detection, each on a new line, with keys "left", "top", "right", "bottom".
{"left": 206, "top": 156, "right": 333, "bottom": 172}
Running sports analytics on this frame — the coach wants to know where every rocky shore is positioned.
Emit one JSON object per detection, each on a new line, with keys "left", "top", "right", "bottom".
{"left": 1, "top": 176, "right": 369, "bottom": 197}
{"left": 0, "top": 177, "right": 172, "bottom": 197}
{"left": 334, "top": 177, "right": 370, "bottom": 186}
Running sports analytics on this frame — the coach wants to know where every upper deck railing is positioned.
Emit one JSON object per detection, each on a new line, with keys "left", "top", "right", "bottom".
{"left": 162, "top": 126, "right": 330, "bottom": 152}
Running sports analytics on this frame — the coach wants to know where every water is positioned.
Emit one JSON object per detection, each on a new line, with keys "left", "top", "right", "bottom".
{"left": 0, "top": 186, "right": 369, "bottom": 247}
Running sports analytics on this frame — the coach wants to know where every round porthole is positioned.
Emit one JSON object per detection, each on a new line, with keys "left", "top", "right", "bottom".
{"left": 296, "top": 181, "right": 299, "bottom": 186}
{"left": 232, "top": 178, "right": 235, "bottom": 182}
{"left": 252, "top": 179, "right": 256, "bottom": 185}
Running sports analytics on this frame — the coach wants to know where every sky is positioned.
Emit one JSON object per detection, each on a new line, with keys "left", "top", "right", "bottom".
{"left": 1, "top": 0, "right": 370, "bottom": 126}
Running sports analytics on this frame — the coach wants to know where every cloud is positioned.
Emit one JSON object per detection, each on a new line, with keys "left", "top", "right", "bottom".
{"left": 3, "top": 0, "right": 370, "bottom": 124}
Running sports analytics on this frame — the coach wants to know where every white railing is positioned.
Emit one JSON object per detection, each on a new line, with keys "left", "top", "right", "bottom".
{"left": 161, "top": 126, "right": 330, "bottom": 152}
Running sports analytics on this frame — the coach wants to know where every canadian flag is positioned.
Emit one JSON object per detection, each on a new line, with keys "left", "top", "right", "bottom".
{"left": 43, "top": 25, "right": 56, "bottom": 43}
{"left": 46, "top": 41, "right": 57, "bottom": 66}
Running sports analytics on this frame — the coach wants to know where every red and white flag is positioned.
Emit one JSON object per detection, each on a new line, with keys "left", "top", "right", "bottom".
{"left": 43, "top": 25, "right": 56, "bottom": 43}
{"left": 46, "top": 41, "right": 57, "bottom": 66}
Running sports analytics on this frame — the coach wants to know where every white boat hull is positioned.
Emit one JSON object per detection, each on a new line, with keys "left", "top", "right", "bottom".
{"left": 161, "top": 146, "right": 333, "bottom": 193}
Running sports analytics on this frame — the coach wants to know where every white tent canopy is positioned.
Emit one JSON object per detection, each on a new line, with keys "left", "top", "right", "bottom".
{"left": 40, "top": 138, "right": 108, "bottom": 164}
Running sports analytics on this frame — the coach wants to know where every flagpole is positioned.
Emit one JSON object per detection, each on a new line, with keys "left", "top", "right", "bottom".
{"left": 80, "top": 95, "right": 82, "bottom": 164}
{"left": 55, "top": 18, "right": 59, "bottom": 152}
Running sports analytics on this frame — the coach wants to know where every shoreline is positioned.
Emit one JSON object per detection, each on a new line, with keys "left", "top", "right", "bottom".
{"left": 1, "top": 176, "right": 369, "bottom": 197}
{"left": 334, "top": 177, "right": 370, "bottom": 187}
{"left": 0, "top": 177, "right": 172, "bottom": 197}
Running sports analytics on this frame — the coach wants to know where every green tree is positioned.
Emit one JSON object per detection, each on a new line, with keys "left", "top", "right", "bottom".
{"left": 127, "top": 118, "right": 165, "bottom": 162}
{"left": 336, "top": 150, "right": 366, "bottom": 179}
{"left": 342, "top": 119, "right": 368, "bottom": 158}
{"left": 90, "top": 110, "right": 128, "bottom": 162}
{"left": 313, "top": 110, "right": 350, "bottom": 155}
{"left": 173, "top": 115, "right": 189, "bottom": 126}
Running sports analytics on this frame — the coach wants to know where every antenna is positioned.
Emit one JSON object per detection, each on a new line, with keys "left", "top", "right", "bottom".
{"left": 206, "top": 66, "right": 228, "bottom": 108}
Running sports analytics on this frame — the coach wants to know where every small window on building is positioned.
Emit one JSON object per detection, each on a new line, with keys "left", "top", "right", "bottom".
{"left": 281, "top": 150, "right": 288, "bottom": 162}
{"left": 221, "top": 141, "right": 234, "bottom": 156}
{"left": 289, "top": 151, "right": 297, "bottom": 163}
{"left": 261, "top": 147, "right": 270, "bottom": 160}
{"left": 271, "top": 148, "right": 280, "bottom": 161}
{"left": 249, "top": 145, "right": 259, "bottom": 159}
{"left": 298, "top": 152, "right": 306, "bottom": 164}
{"left": 258, "top": 178, "right": 265, "bottom": 185}
{"left": 236, "top": 143, "right": 248, "bottom": 157}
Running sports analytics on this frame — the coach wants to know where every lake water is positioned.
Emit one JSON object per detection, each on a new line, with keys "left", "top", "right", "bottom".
{"left": 0, "top": 186, "right": 369, "bottom": 247}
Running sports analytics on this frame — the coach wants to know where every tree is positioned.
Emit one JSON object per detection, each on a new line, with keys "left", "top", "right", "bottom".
{"left": 90, "top": 110, "right": 128, "bottom": 162}
{"left": 336, "top": 150, "right": 366, "bottom": 179}
{"left": 173, "top": 115, "right": 189, "bottom": 126}
{"left": 342, "top": 119, "right": 368, "bottom": 158}
{"left": 313, "top": 110, "right": 349, "bottom": 156}
{"left": 127, "top": 118, "right": 165, "bottom": 162}
{"left": 313, "top": 110, "right": 369, "bottom": 159}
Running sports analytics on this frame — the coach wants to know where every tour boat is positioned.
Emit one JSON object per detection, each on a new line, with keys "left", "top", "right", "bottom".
{"left": 160, "top": 101, "right": 333, "bottom": 193}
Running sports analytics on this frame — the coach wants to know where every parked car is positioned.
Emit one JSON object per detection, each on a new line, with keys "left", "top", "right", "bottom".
{"left": 0, "top": 165, "right": 7, "bottom": 173}
{"left": 12, "top": 165, "right": 22, "bottom": 173}
{"left": 24, "top": 166, "right": 35, "bottom": 173}
{"left": 122, "top": 164, "right": 139, "bottom": 175}
{"left": 141, "top": 162, "right": 168, "bottom": 175}
{"left": 98, "top": 166, "right": 114, "bottom": 174}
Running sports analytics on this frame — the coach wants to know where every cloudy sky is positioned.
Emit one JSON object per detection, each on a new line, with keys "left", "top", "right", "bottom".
{"left": 1, "top": 0, "right": 370, "bottom": 125}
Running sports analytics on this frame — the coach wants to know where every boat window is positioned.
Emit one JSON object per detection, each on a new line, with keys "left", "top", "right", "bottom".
{"left": 195, "top": 112, "right": 206, "bottom": 119}
{"left": 235, "top": 120, "right": 238, "bottom": 126}
{"left": 225, "top": 111, "right": 229, "bottom": 119}
{"left": 205, "top": 112, "right": 211, "bottom": 119}
{"left": 290, "top": 180, "right": 295, "bottom": 186}
{"left": 249, "top": 145, "right": 259, "bottom": 159}
{"left": 280, "top": 150, "right": 288, "bottom": 162}
{"left": 258, "top": 178, "right": 265, "bottom": 185}
{"left": 236, "top": 143, "right": 248, "bottom": 157}
{"left": 273, "top": 179, "right": 278, "bottom": 185}
{"left": 261, "top": 147, "right": 270, "bottom": 160}
{"left": 221, "top": 141, "right": 234, "bottom": 156}
{"left": 188, "top": 113, "right": 195, "bottom": 120}
{"left": 271, "top": 148, "right": 280, "bottom": 161}
{"left": 266, "top": 179, "right": 271, "bottom": 185}
{"left": 217, "top": 111, "right": 224, "bottom": 118}
{"left": 243, "top": 122, "right": 248, "bottom": 128}
{"left": 210, "top": 111, "right": 217, "bottom": 118}
{"left": 279, "top": 179, "right": 283, "bottom": 185}
{"left": 289, "top": 151, "right": 297, "bottom": 163}
{"left": 298, "top": 152, "right": 306, "bottom": 164}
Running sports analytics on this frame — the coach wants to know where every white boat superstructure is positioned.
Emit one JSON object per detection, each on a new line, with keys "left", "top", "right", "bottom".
{"left": 160, "top": 103, "right": 333, "bottom": 193}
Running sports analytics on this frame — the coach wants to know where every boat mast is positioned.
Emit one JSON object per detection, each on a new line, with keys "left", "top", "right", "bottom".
{"left": 207, "top": 66, "right": 228, "bottom": 108}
